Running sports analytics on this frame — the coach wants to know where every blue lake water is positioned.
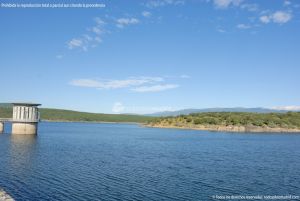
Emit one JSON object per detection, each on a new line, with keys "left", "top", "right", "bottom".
{"left": 0, "top": 122, "right": 300, "bottom": 201}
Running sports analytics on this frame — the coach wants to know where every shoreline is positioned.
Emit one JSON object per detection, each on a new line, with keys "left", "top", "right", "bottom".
{"left": 6, "top": 119, "right": 300, "bottom": 133}
{"left": 0, "top": 189, "right": 14, "bottom": 201}
{"left": 145, "top": 124, "right": 300, "bottom": 133}
{"left": 41, "top": 120, "right": 141, "bottom": 124}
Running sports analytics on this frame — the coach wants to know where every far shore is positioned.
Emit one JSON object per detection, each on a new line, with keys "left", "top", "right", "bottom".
{"left": 8, "top": 119, "right": 300, "bottom": 133}
{"left": 145, "top": 124, "right": 300, "bottom": 133}
{"left": 43, "top": 120, "right": 300, "bottom": 133}
{"left": 41, "top": 119, "right": 140, "bottom": 124}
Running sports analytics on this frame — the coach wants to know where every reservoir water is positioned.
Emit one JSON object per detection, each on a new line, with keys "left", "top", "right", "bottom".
{"left": 0, "top": 122, "right": 300, "bottom": 200}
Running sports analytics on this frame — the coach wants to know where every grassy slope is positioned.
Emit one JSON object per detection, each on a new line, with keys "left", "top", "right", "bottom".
{"left": 0, "top": 107, "right": 154, "bottom": 123}
{"left": 0, "top": 107, "right": 11, "bottom": 118}
{"left": 149, "top": 112, "right": 300, "bottom": 130}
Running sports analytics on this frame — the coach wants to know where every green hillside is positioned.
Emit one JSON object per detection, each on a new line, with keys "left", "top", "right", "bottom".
{"left": 0, "top": 107, "right": 11, "bottom": 118}
{"left": 0, "top": 106, "right": 154, "bottom": 123}
{"left": 148, "top": 112, "right": 300, "bottom": 131}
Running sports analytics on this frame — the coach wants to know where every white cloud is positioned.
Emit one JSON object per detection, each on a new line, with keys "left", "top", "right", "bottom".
{"left": 116, "top": 18, "right": 139, "bottom": 28}
{"left": 90, "top": 18, "right": 106, "bottom": 36}
{"left": 209, "top": 0, "right": 259, "bottom": 12}
{"left": 272, "top": 106, "right": 300, "bottom": 111}
{"left": 67, "top": 18, "right": 106, "bottom": 51}
{"left": 67, "top": 38, "right": 83, "bottom": 49}
{"left": 94, "top": 17, "right": 105, "bottom": 25}
{"left": 70, "top": 76, "right": 181, "bottom": 93}
{"left": 146, "top": 0, "right": 184, "bottom": 8}
{"left": 260, "top": 15, "right": 271, "bottom": 24}
{"left": 240, "top": 3, "right": 258, "bottom": 12}
{"left": 102, "top": 77, "right": 162, "bottom": 89}
{"left": 142, "top": 11, "right": 152, "bottom": 17}
{"left": 260, "top": 11, "right": 292, "bottom": 24}
{"left": 67, "top": 35, "right": 99, "bottom": 51}
{"left": 112, "top": 102, "right": 125, "bottom": 113}
{"left": 69, "top": 79, "right": 104, "bottom": 88}
{"left": 237, "top": 23, "right": 251, "bottom": 29}
{"left": 213, "top": 0, "right": 243, "bottom": 9}
{"left": 69, "top": 77, "right": 164, "bottom": 90}
{"left": 132, "top": 84, "right": 179, "bottom": 92}
{"left": 272, "top": 11, "right": 292, "bottom": 24}
{"left": 92, "top": 26, "right": 103, "bottom": 35}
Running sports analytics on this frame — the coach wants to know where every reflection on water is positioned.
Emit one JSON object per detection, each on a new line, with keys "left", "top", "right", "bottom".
{"left": 10, "top": 134, "right": 37, "bottom": 146}
{"left": 9, "top": 135, "right": 38, "bottom": 174}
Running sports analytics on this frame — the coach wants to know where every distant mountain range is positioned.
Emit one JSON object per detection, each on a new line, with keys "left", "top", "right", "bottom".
{"left": 146, "top": 107, "right": 295, "bottom": 117}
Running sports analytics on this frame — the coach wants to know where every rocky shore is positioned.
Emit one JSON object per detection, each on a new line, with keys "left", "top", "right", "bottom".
{"left": 146, "top": 124, "right": 300, "bottom": 133}
{"left": 0, "top": 189, "right": 14, "bottom": 201}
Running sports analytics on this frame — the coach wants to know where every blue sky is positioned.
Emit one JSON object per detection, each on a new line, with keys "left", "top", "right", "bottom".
{"left": 0, "top": 0, "right": 300, "bottom": 114}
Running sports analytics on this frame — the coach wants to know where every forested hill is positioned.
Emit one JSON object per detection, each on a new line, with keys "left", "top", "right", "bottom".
{"left": 0, "top": 106, "right": 154, "bottom": 123}
{"left": 148, "top": 112, "right": 300, "bottom": 132}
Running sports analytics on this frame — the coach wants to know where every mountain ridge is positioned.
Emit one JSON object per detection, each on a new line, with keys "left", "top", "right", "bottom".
{"left": 146, "top": 107, "right": 292, "bottom": 117}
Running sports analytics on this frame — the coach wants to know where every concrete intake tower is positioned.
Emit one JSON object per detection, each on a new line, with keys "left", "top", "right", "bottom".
{"left": 12, "top": 103, "right": 41, "bottom": 135}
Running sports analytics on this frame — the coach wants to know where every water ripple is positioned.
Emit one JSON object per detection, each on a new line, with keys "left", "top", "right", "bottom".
{"left": 0, "top": 122, "right": 300, "bottom": 200}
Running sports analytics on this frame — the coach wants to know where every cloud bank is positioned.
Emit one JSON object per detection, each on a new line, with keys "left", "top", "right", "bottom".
{"left": 69, "top": 76, "right": 182, "bottom": 93}
{"left": 131, "top": 84, "right": 179, "bottom": 92}
{"left": 146, "top": 0, "right": 184, "bottom": 8}
{"left": 116, "top": 18, "right": 139, "bottom": 28}
{"left": 260, "top": 11, "right": 292, "bottom": 24}
{"left": 272, "top": 106, "right": 300, "bottom": 111}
